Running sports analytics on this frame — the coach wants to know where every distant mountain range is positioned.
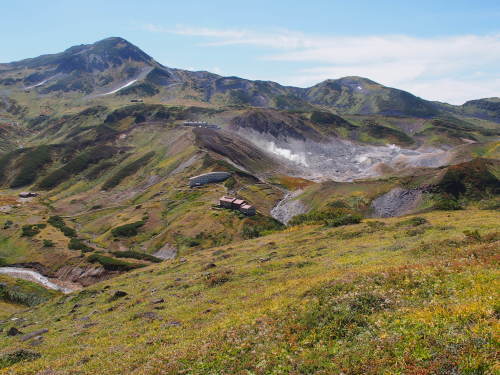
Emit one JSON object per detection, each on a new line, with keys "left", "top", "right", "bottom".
{"left": 0, "top": 37, "right": 499, "bottom": 121}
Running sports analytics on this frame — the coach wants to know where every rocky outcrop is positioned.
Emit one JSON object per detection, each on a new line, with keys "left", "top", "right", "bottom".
{"left": 271, "top": 190, "right": 309, "bottom": 224}
{"left": 370, "top": 187, "right": 424, "bottom": 218}
{"left": 55, "top": 265, "right": 118, "bottom": 287}
{"left": 153, "top": 244, "right": 177, "bottom": 260}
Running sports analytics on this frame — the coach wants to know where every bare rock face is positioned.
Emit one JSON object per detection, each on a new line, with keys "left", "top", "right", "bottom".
{"left": 271, "top": 191, "right": 308, "bottom": 224}
{"left": 55, "top": 265, "right": 117, "bottom": 287}
{"left": 370, "top": 187, "right": 423, "bottom": 218}
{"left": 153, "top": 244, "right": 177, "bottom": 260}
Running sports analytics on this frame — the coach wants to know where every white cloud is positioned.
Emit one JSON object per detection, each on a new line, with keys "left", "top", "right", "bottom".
{"left": 145, "top": 24, "right": 500, "bottom": 104}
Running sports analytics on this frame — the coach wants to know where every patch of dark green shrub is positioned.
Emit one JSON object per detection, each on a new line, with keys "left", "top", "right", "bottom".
{"left": 241, "top": 216, "right": 284, "bottom": 239}
{"left": 10, "top": 146, "right": 52, "bottom": 188}
{"left": 43, "top": 239, "right": 54, "bottom": 247}
{"left": 47, "top": 215, "right": 76, "bottom": 238}
{"left": 87, "top": 254, "right": 144, "bottom": 271}
{"left": 399, "top": 216, "right": 428, "bottom": 227}
{"left": 85, "top": 161, "right": 116, "bottom": 180}
{"left": 324, "top": 214, "right": 362, "bottom": 228}
{"left": 433, "top": 196, "right": 463, "bottom": 211}
{"left": 478, "top": 198, "right": 500, "bottom": 211}
{"left": 102, "top": 151, "right": 155, "bottom": 190}
{"left": 0, "top": 349, "right": 41, "bottom": 369}
{"left": 0, "top": 278, "right": 56, "bottom": 307}
{"left": 111, "top": 251, "right": 162, "bottom": 263}
{"left": 363, "top": 122, "right": 414, "bottom": 146}
{"left": 21, "top": 224, "right": 45, "bottom": 237}
{"left": 37, "top": 146, "right": 116, "bottom": 189}
{"left": 438, "top": 158, "right": 500, "bottom": 198}
{"left": 224, "top": 176, "right": 236, "bottom": 189}
{"left": 111, "top": 221, "right": 145, "bottom": 237}
{"left": 68, "top": 238, "right": 93, "bottom": 252}
{"left": 366, "top": 220, "right": 385, "bottom": 229}
{"left": 299, "top": 289, "right": 387, "bottom": 341}
{"left": 0, "top": 151, "right": 19, "bottom": 184}
{"left": 289, "top": 207, "right": 362, "bottom": 228}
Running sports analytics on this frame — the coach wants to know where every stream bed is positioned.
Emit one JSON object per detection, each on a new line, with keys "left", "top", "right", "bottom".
{"left": 0, "top": 267, "right": 79, "bottom": 294}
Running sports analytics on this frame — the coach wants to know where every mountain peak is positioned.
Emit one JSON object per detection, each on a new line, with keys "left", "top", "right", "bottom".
{"left": 317, "top": 76, "right": 380, "bottom": 88}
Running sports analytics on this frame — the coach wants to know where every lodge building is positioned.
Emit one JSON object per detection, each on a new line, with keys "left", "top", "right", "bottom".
{"left": 219, "top": 196, "right": 256, "bottom": 216}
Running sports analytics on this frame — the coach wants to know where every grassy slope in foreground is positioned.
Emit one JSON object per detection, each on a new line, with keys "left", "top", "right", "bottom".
{"left": 0, "top": 208, "right": 499, "bottom": 374}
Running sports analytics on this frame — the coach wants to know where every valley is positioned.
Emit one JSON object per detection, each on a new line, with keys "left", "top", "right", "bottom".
{"left": 0, "top": 36, "right": 498, "bottom": 374}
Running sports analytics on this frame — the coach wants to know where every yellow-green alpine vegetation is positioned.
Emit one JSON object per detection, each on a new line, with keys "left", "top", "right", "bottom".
{"left": 1, "top": 36, "right": 499, "bottom": 374}
{"left": 0, "top": 208, "right": 498, "bottom": 374}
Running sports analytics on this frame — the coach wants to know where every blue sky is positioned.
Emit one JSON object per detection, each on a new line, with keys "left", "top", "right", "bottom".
{"left": 1, "top": 0, "right": 499, "bottom": 104}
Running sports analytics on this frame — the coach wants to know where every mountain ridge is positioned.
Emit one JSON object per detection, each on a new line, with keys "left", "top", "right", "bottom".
{"left": 0, "top": 37, "right": 498, "bottom": 120}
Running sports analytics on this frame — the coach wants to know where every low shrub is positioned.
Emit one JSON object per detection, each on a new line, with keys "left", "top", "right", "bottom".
{"left": 111, "top": 251, "right": 162, "bottom": 263}
{"left": 478, "top": 198, "right": 500, "bottom": 211}
{"left": 68, "top": 238, "right": 93, "bottom": 252}
{"left": 60, "top": 226, "right": 77, "bottom": 238}
{"left": 0, "top": 278, "right": 56, "bottom": 307}
{"left": 289, "top": 207, "right": 362, "bottom": 228}
{"left": 21, "top": 224, "right": 45, "bottom": 237}
{"left": 43, "top": 239, "right": 54, "bottom": 247}
{"left": 325, "top": 214, "right": 362, "bottom": 228}
{"left": 241, "top": 216, "right": 284, "bottom": 239}
{"left": 37, "top": 145, "right": 116, "bottom": 189}
{"left": 111, "top": 221, "right": 145, "bottom": 237}
{"left": 102, "top": 151, "right": 155, "bottom": 190}
{"left": 224, "top": 176, "right": 236, "bottom": 190}
{"left": 47, "top": 215, "right": 76, "bottom": 238}
{"left": 399, "top": 216, "right": 428, "bottom": 227}
{"left": 47, "top": 215, "right": 65, "bottom": 228}
{"left": 85, "top": 161, "right": 115, "bottom": 180}
{"left": 433, "top": 197, "right": 463, "bottom": 210}
{"left": 205, "top": 270, "right": 232, "bottom": 287}
{"left": 3, "top": 220, "right": 13, "bottom": 229}
{"left": 463, "top": 229, "right": 481, "bottom": 242}
{"left": 10, "top": 145, "right": 52, "bottom": 188}
{"left": 366, "top": 220, "right": 385, "bottom": 229}
{"left": 0, "top": 349, "right": 41, "bottom": 369}
{"left": 87, "top": 254, "right": 144, "bottom": 271}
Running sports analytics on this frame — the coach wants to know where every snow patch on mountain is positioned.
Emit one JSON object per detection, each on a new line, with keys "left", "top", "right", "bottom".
{"left": 99, "top": 79, "right": 138, "bottom": 96}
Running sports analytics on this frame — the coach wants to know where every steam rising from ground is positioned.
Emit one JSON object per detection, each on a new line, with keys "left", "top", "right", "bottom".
{"left": 241, "top": 129, "right": 453, "bottom": 181}
{"left": 266, "top": 141, "right": 309, "bottom": 167}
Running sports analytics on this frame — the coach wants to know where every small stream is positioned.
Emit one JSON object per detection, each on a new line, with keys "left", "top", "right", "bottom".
{"left": 0, "top": 267, "right": 77, "bottom": 294}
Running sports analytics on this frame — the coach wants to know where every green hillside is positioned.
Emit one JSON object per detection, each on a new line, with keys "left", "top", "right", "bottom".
{"left": 0, "top": 37, "right": 498, "bottom": 374}
{"left": 0, "top": 209, "right": 498, "bottom": 373}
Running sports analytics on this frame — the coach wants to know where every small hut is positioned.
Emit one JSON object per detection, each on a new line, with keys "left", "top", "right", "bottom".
{"left": 19, "top": 192, "right": 38, "bottom": 198}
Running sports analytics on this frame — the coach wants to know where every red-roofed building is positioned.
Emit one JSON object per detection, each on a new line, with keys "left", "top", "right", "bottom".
{"left": 219, "top": 196, "right": 236, "bottom": 208}
{"left": 240, "top": 204, "right": 256, "bottom": 216}
{"left": 218, "top": 196, "right": 256, "bottom": 216}
{"left": 232, "top": 199, "right": 245, "bottom": 209}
